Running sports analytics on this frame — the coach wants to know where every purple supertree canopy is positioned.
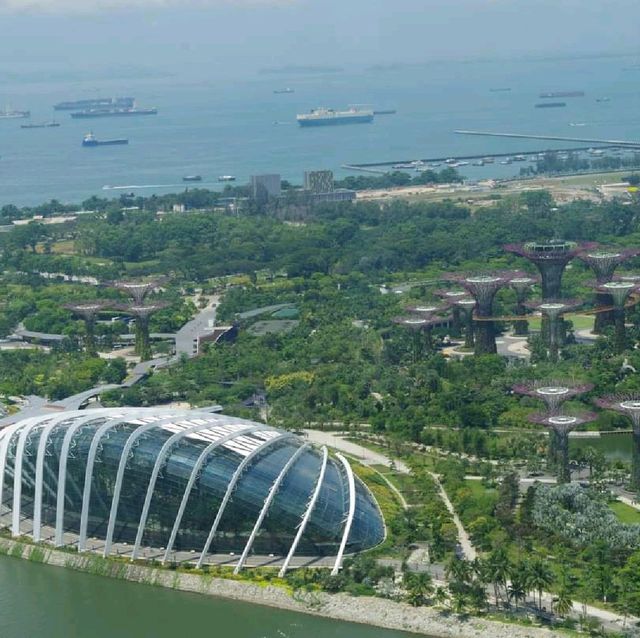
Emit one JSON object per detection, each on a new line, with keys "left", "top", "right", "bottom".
{"left": 404, "top": 304, "right": 445, "bottom": 316}
{"left": 513, "top": 379, "right": 594, "bottom": 413}
{"left": 63, "top": 301, "right": 110, "bottom": 318}
{"left": 445, "top": 272, "right": 513, "bottom": 314}
{"left": 393, "top": 315, "right": 443, "bottom": 330}
{"left": 596, "top": 393, "right": 640, "bottom": 429}
{"left": 579, "top": 247, "right": 640, "bottom": 283}
{"left": 116, "top": 302, "right": 168, "bottom": 318}
{"left": 434, "top": 289, "right": 468, "bottom": 301}
{"left": 525, "top": 298, "right": 583, "bottom": 318}
{"left": 110, "top": 278, "right": 167, "bottom": 304}
{"left": 596, "top": 280, "right": 639, "bottom": 307}
{"left": 528, "top": 410, "right": 597, "bottom": 432}
{"left": 505, "top": 240, "right": 597, "bottom": 263}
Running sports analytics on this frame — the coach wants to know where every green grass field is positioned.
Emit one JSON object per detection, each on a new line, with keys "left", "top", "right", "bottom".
{"left": 610, "top": 501, "right": 640, "bottom": 524}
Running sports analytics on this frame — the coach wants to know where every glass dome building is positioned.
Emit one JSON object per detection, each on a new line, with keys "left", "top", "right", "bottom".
{"left": 0, "top": 408, "right": 385, "bottom": 573}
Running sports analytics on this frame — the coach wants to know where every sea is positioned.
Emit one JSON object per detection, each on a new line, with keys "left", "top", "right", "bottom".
{"left": 0, "top": 54, "right": 639, "bottom": 207}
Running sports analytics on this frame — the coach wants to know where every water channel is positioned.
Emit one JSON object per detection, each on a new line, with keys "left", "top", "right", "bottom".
{"left": 0, "top": 555, "right": 417, "bottom": 638}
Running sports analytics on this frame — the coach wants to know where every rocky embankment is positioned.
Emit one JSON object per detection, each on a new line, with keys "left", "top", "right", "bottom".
{"left": 0, "top": 538, "right": 565, "bottom": 638}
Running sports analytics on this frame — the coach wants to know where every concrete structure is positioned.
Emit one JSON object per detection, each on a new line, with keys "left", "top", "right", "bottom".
{"left": 251, "top": 174, "right": 281, "bottom": 204}
{"left": 304, "top": 170, "right": 334, "bottom": 194}
{"left": 0, "top": 408, "right": 385, "bottom": 571}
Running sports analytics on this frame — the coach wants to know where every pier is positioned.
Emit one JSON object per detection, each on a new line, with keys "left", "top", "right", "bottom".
{"left": 454, "top": 129, "right": 640, "bottom": 147}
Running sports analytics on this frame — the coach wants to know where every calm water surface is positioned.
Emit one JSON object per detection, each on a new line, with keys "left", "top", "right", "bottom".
{"left": 1, "top": 55, "right": 639, "bottom": 205}
{"left": 571, "top": 432, "right": 633, "bottom": 462}
{"left": 0, "top": 555, "right": 418, "bottom": 638}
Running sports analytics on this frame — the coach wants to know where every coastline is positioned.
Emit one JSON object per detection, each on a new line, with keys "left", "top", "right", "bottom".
{"left": 0, "top": 538, "right": 565, "bottom": 638}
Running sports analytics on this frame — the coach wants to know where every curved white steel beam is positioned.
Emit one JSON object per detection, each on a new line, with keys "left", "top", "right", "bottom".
{"left": 77, "top": 410, "right": 179, "bottom": 551}
{"left": 331, "top": 453, "right": 356, "bottom": 576}
{"left": 161, "top": 425, "right": 259, "bottom": 564}
{"left": 196, "top": 433, "right": 293, "bottom": 569}
{"left": 54, "top": 411, "right": 129, "bottom": 547}
{"left": 278, "top": 446, "right": 328, "bottom": 577}
{"left": 0, "top": 416, "right": 46, "bottom": 517}
{"left": 102, "top": 415, "right": 198, "bottom": 557}
{"left": 234, "top": 443, "right": 310, "bottom": 574}
{"left": 12, "top": 416, "right": 56, "bottom": 536}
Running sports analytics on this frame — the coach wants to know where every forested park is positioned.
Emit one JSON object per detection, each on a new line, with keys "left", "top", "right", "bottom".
{"left": 3, "top": 187, "right": 640, "bottom": 634}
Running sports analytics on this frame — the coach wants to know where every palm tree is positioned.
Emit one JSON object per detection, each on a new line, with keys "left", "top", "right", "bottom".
{"left": 507, "top": 574, "right": 527, "bottom": 611}
{"left": 527, "top": 558, "right": 555, "bottom": 610}
{"left": 553, "top": 588, "right": 573, "bottom": 618}
{"left": 445, "top": 555, "right": 472, "bottom": 585}
{"left": 434, "top": 586, "right": 449, "bottom": 608}
{"left": 483, "top": 547, "right": 511, "bottom": 607}
{"left": 404, "top": 572, "right": 434, "bottom": 607}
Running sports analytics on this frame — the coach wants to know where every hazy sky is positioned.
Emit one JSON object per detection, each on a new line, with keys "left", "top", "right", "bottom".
{"left": 0, "top": 0, "right": 638, "bottom": 78}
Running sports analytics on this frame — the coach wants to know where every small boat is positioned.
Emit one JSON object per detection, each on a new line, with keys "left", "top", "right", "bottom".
{"left": 482, "top": 157, "right": 495, "bottom": 164}
{"left": 596, "top": 97, "right": 611, "bottom": 103}
{"left": 500, "top": 157, "right": 513, "bottom": 165}
{"left": 182, "top": 175, "right": 202, "bottom": 182}
{"left": 82, "top": 132, "right": 128, "bottom": 147}
{"left": 513, "top": 155, "right": 527, "bottom": 161}
{"left": 273, "top": 88, "right": 294, "bottom": 94}
{"left": 473, "top": 160, "right": 485, "bottom": 167}
{"left": 218, "top": 175, "right": 236, "bottom": 182}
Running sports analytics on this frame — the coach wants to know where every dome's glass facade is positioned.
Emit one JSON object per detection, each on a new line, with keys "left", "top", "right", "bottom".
{"left": 0, "top": 409, "right": 385, "bottom": 571}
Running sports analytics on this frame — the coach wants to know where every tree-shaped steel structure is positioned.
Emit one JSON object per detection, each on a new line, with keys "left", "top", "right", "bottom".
{"left": 508, "top": 274, "right": 539, "bottom": 336}
{"left": 505, "top": 240, "right": 596, "bottom": 300}
{"left": 579, "top": 248, "right": 639, "bottom": 333}
{"left": 110, "top": 278, "right": 166, "bottom": 305}
{"left": 434, "top": 290, "right": 467, "bottom": 338}
{"left": 513, "top": 379, "right": 594, "bottom": 414}
{"left": 117, "top": 302, "right": 168, "bottom": 361}
{"left": 63, "top": 301, "right": 110, "bottom": 356}
{"left": 393, "top": 314, "right": 444, "bottom": 360}
{"left": 446, "top": 273, "right": 511, "bottom": 355}
{"left": 526, "top": 299, "right": 582, "bottom": 362}
{"left": 528, "top": 411, "right": 597, "bottom": 483}
{"left": 595, "top": 394, "right": 640, "bottom": 491}
{"left": 595, "top": 280, "right": 639, "bottom": 353}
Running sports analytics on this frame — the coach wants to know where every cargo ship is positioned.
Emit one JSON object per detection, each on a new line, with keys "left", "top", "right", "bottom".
{"left": 0, "top": 108, "right": 30, "bottom": 120}
{"left": 71, "top": 107, "right": 157, "bottom": 119}
{"left": 55, "top": 97, "right": 135, "bottom": 111}
{"left": 21, "top": 121, "right": 60, "bottom": 129}
{"left": 535, "top": 102, "right": 566, "bottom": 108}
{"left": 297, "top": 107, "right": 374, "bottom": 126}
{"left": 539, "top": 91, "right": 584, "bottom": 98}
{"left": 82, "top": 133, "right": 128, "bottom": 147}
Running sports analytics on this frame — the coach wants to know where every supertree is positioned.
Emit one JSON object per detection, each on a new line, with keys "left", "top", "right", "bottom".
{"left": 117, "top": 302, "right": 168, "bottom": 361}
{"left": 63, "top": 301, "right": 110, "bottom": 356}
{"left": 513, "top": 379, "right": 594, "bottom": 414}
{"left": 504, "top": 240, "right": 596, "bottom": 300}
{"left": 110, "top": 278, "right": 166, "bottom": 304}
{"left": 595, "top": 394, "right": 640, "bottom": 491}
{"left": 528, "top": 411, "right": 597, "bottom": 483}
{"left": 393, "top": 315, "right": 445, "bottom": 360}
{"left": 434, "top": 290, "right": 467, "bottom": 338}
{"left": 514, "top": 379, "right": 594, "bottom": 470}
{"left": 526, "top": 299, "right": 582, "bottom": 363}
{"left": 579, "top": 248, "right": 640, "bottom": 333}
{"left": 595, "top": 280, "right": 639, "bottom": 353}
{"left": 508, "top": 274, "right": 539, "bottom": 336}
{"left": 446, "top": 273, "right": 511, "bottom": 355}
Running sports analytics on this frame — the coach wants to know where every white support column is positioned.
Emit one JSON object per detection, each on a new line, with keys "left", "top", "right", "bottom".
{"left": 234, "top": 443, "right": 309, "bottom": 574}
{"left": 32, "top": 414, "right": 79, "bottom": 542}
{"left": 54, "top": 411, "right": 125, "bottom": 547}
{"left": 12, "top": 417, "right": 54, "bottom": 536}
{"left": 196, "top": 433, "right": 291, "bottom": 569}
{"left": 161, "top": 426, "right": 258, "bottom": 564}
{"left": 103, "top": 416, "right": 193, "bottom": 558}
{"left": 78, "top": 409, "right": 180, "bottom": 551}
{"left": 331, "top": 454, "right": 356, "bottom": 576}
{"left": 0, "top": 417, "right": 43, "bottom": 518}
{"left": 278, "top": 446, "right": 328, "bottom": 577}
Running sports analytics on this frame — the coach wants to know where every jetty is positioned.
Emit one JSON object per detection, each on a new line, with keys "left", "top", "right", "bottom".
{"left": 454, "top": 129, "right": 640, "bottom": 147}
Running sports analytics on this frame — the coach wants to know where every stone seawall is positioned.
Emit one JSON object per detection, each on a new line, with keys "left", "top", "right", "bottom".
{"left": 0, "top": 538, "right": 564, "bottom": 638}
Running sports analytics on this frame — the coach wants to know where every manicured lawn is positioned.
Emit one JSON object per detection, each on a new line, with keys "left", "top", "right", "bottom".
{"left": 610, "top": 501, "right": 640, "bottom": 524}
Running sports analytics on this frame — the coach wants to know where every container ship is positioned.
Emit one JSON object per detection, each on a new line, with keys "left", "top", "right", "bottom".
{"left": 82, "top": 133, "right": 128, "bottom": 147}
{"left": 0, "top": 109, "right": 30, "bottom": 120}
{"left": 539, "top": 91, "right": 585, "bottom": 98}
{"left": 297, "top": 107, "right": 374, "bottom": 126}
{"left": 54, "top": 97, "right": 134, "bottom": 111}
{"left": 71, "top": 107, "right": 157, "bottom": 119}
{"left": 21, "top": 121, "right": 60, "bottom": 129}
